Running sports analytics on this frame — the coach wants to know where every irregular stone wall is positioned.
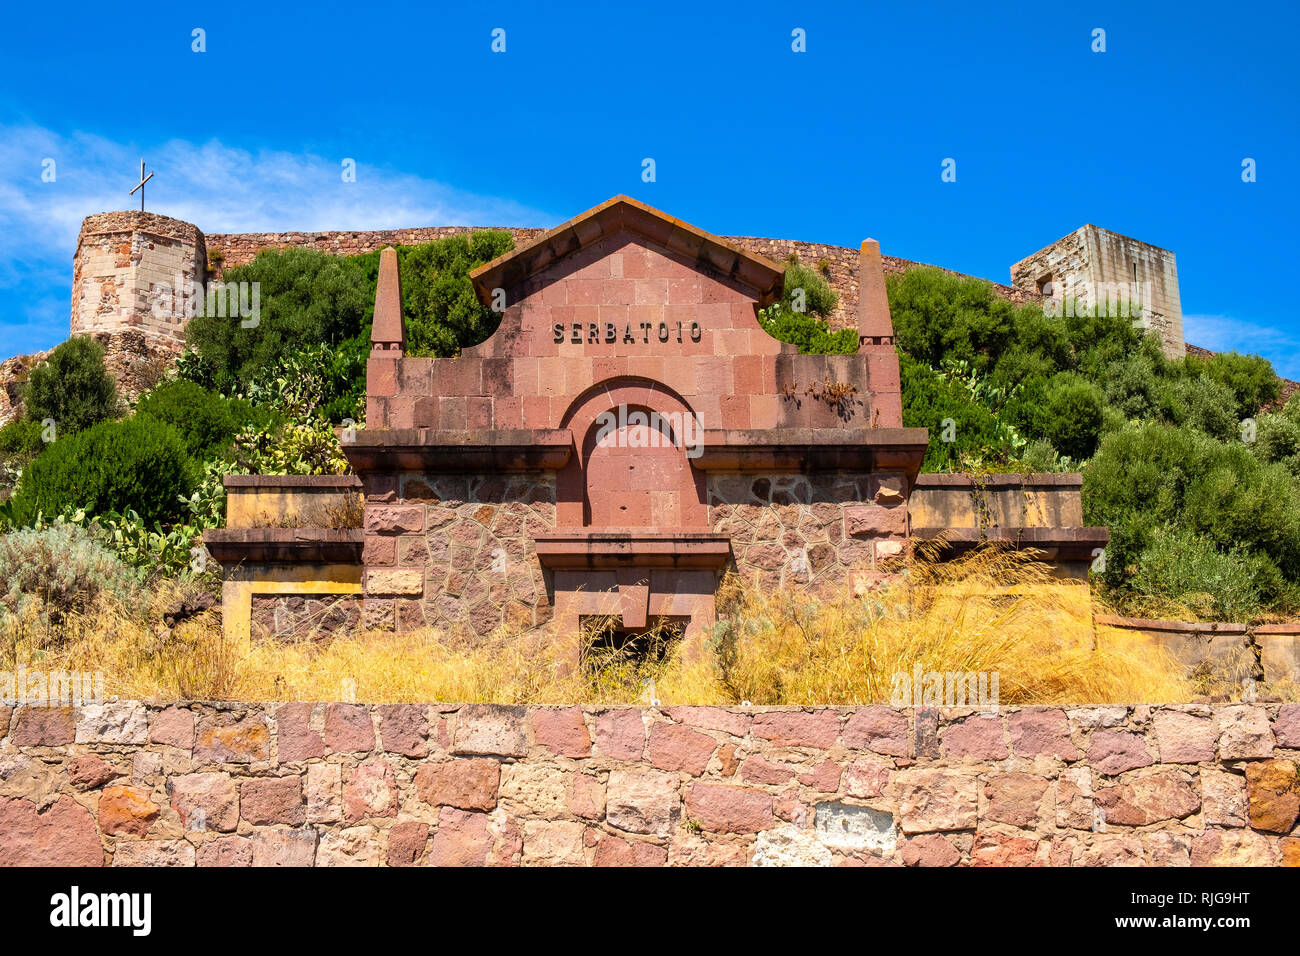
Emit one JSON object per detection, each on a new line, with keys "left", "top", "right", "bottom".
{"left": 361, "top": 469, "right": 915, "bottom": 639}
{"left": 363, "top": 472, "right": 557, "bottom": 637}
{"left": 1, "top": 702, "right": 1296, "bottom": 867}
{"left": 708, "top": 471, "right": 908, "bottom": 592}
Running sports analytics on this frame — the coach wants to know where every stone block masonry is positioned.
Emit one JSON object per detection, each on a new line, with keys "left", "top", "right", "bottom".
{"left": 1, "top": 702, "right": 1296, "bottom": 867}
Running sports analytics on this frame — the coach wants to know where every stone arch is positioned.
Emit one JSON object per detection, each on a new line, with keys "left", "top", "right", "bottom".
{"left": 556, "top": 378, "right": 707, "bottom": 529}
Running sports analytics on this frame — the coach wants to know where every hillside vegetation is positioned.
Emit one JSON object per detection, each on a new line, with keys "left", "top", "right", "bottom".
{"left": 0, "top": 240, "right": 1295, "bottom": 624}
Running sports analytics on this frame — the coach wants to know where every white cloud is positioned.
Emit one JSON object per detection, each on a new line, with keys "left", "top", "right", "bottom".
{"left": 0, "top": 123, "right": 557, "bottom": 355}
{"left": 1182, "top": 313, "right": 1300, "bottom": 382}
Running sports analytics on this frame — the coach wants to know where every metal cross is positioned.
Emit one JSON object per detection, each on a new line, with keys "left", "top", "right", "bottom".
{"left": 129, "top": 158, "right": 154, "bottom": 212}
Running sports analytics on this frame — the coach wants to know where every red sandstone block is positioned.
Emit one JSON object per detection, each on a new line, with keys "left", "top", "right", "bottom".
{"left": 537, "top": 358, "right": 565, "bottom": 397}
{"left": 625, "top": 356, "right": 666, "bottom": 383}
{"left": 324, "top": 703, "right": 375, "bottom": 753}
{"left": 541, "top": 281, "right": 568, "bottom": 307}
{"left": 845, "top": 505, "right": 907, "bottom": 538}
{"left": 365, "top": 396, "right": 388, "bottom": 428}
{"left": 388, "top": 397, "right": 417, "bottom": 429}
{"left": 749, "top": 394, "right": 779, "bottom": 429}
{"left": 1088, "top": 729, "right": 1154, "bottom": 775}
{"left": 716, "top": 329, "right": 751, "bottom": 357}
{"left": 275, "top": 702, "right": 325, "bottom": 762}
{"left": 941, "top": 714, "right": 1008, "bottom": 760}
{"left": 467, "top": 396, "right": 493, "bottom": 430}
{"left": 595, "top": 709, "right": 646, "bottom": 760}
{"left": 387, "top": 821, "right": 429, "bottom": 866}
{"left": 1006, "top": 708, "right": 1078, "bottom": 760}
{"left": 685, "top": 783, "right": 775, "bottom": 834}
{"left": 592, "top": 832, "right": 668, "bottom": 867}
{"left": 523, "top": 395, "right": 551, "bottom": 428}
{"left": 149, "top": 706, "right": 195, "bottom": 750}
{"left": 397, "top": 359, "right": 432, "bottom": 394}
{"left": 697, "top": 302, "right": 732, "bottom": 326}
{"left": 240, "top": 776, "right": 304, "bottom": 826}
{"left": 719, "top": 394, "right": 750, "bottom": 429}
{"left": 661, "top": 707, "right": 751, "bottom": 737}
{"left": 378, "top": 704, "right": 429, "bottom": 757}
{"left": 363, "top": 535, "right": 397, "bottom": 567}
{"left": 740, "top": 755, "right": 796, "bottom": 785}
{"left": 367, "top": 357, "right": 398, "bottom": 397}
{"left": 634, "top": 279, "right": 668, "bottom": 306}
{"left": 10, "top": 707, "right": 76, "bottom": 746}
{"left": 427, "top": 806, "right": 492, "bottom": 866}
{"left": 494, "top": 391, "right": 525, "bottom": 428}
{"left": 194, "top": 712, "right": 270, "bottom": 764}
{"left": 414, "top": 758, "right": 500, "bottom": 811}
{"left": 601, "top": 278, "right": 635, "bottom": 306}
{"left": 648, "top": 723, "right": 717, "bottom": 776}
{"left": 365, "top": 505, "right": 425, "bottom": 535}
{"left": 621, "top": 247, "right": 649, "bottom": 279}
{"left": 564, "top": 279, "right": 600, "bottom": 306}
{"left": 733, "top": 354, "right": 762, "bottom": 394}
{"left": 169, "top": 771, "right": 239, "bottom": 832}
{"left": 512, "top": 357, "right": 539, "bottom": 396}
{"left": 694, "top": 357, "right": 734, "bottom": 395}
{"left": 841, "top": 706, "right": 910, "bottom": 756}
{"left": 752, "top": 710, "right": 841, "bottom": 748}
{"left": 412, "top": 396, "right": 440, "bottom": 428}
{"left": 533, "top": 707, "right": 591, "bottom": 758}
{"left": 342, "top": 757, "right": 399, "bottom": 822}
{"left": 196, "top": 836, "right": 253, "bottom": 867}
{"left": 439, "top": 396, "right": 468, "bottom": 430}
{"left": 667, "top": 276, "right": 703, "bottom": 305}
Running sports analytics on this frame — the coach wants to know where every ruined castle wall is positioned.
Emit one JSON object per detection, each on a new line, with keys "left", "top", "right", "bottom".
{"left": 0, "top": 701, "right": 1295, "bottom": 867}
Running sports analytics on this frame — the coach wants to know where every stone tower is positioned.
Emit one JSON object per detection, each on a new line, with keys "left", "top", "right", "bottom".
{"left": 1010, "top": 225, "right": 1185, "bottom": 359}
{"left": 72, "top": 210, "right": 207, "bottom": 346}
{"left": 69, "top": 210, "right": 207, "bottom": 396}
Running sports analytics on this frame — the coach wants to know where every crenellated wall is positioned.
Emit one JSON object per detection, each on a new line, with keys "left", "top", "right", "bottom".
{"left": 0, "top": 702, "right": 1296, "bottom": 867}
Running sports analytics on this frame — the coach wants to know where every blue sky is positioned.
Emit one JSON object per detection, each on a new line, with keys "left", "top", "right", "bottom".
{"left": 1, "top": 1, "right": 1297, "bottom": 375}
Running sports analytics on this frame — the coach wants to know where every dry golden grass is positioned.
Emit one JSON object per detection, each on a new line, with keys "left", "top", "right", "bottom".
{"left": 0, "top": 546, "right": 1218, "bottom": 705}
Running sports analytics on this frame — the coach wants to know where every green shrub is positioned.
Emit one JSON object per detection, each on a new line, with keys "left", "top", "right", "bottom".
{"left": 1129, "top": 526, "right": 1282, "bottom": 621}
{"left": 0, "top": 523, "right": 141, "bottom": 622}
{"left": 21, "top": 337, "right": 120, "bottom": 434}
{"left": 1198, "top": 351, "right": 1280, "bottom": 420}
{"left": 888, "top": 268, "right": 1020, "bottom": 374}
{"left": 1040, "top": 374, "right": 1105, "bottom": 459}
{"left": 758, "top": 310, "right": 856, "bottom": 354}
{"left": 136, "top": 379, "right": 237, "bottom": 457}
{"left": 1155, "top": 373, "right": 1238, "bottom": 441}
{"left": 353, "top": 230, "right": 517, "bottom": 358}
{"left": 901, "top": 355, "right": 1014, "bottom": 470}
{"left": 9, "top": 416, "right": 194, "bottom": 527}
{"left": 0, "top": 419, "right": 46, "bottom": 461}
{"left": 1086, "top": 422, "right": 1300, "bottom": 600}
{"left": 1252, "top": 411, "right": 1300, "bottom": 476}
{"left": 1016, "top": 439, "right": 1067, "bottom": 473}
{"left": 183, "top": 247, "right": 374, "bottom": 394}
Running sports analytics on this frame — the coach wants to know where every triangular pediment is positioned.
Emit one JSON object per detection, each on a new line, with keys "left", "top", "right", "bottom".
{"left": 470, "top": 195, "right": 785, "bottom": 307}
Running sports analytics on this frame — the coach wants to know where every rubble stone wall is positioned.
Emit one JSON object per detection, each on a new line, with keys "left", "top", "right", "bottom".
{"left": 1, "top": 702, "right": 1296, "bottom": 867}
